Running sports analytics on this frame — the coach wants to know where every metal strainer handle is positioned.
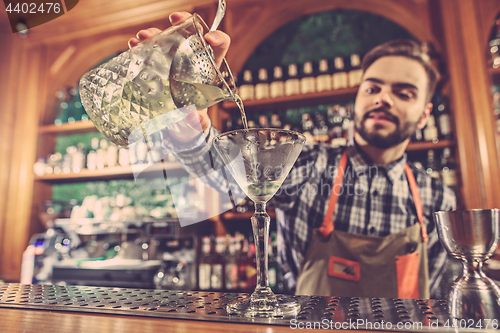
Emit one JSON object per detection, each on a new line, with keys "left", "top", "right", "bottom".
{"left": 210, "top": 0, "right": 226, "bottom": 32}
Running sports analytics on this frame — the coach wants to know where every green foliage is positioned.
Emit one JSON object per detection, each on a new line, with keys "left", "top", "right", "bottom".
{"left": 54, "top": 132, "right": 105, "bottom": 154}
{"left": 52, "top": 177, "right": 189, "bottom": 207}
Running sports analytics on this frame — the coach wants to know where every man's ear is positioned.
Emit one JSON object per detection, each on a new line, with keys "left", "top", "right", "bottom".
{"left": 416, "top": 103, "right": 433, "bottom": 130}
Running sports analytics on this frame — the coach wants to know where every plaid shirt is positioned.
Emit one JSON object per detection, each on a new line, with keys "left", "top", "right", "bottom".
{"left": 273, "top": 142, "right": 456, "bottom": 296}
{"left": 166, "top": 125, "right": 456, "bottom": 297}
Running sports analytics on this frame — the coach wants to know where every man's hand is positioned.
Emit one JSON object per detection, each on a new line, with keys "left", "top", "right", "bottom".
{"left": 128, "top": 11, "right": 231, "bottom": 132}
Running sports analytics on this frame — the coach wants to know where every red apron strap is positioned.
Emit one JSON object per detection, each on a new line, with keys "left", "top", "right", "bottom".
{"left": 319, "top": 150, "right": 427, "bottom": 242}
{"left": 404, "top": 164, "right": 428, "bottom": 242}
{"left": 319, "top": 151, "right": 348, "bottom": 238}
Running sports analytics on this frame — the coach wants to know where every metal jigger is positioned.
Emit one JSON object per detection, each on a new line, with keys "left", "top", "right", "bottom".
{"left": 434, "top": 209, "right": 500, "bottom": 320}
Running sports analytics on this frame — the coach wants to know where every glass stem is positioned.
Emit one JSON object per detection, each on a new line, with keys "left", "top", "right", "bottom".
{"left": 252, "top": 202, "right": 270, "bottom": 290}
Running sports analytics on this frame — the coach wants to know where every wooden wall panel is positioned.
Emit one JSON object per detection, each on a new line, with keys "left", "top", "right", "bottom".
{"left": 437, "top": 0, "right": 500, "bottom": 209}
{"left": 0, "top": 43, "right": 44, "bottom": 280}
{"left": 0, "top": 17, "right": 20, "bottom": 281}
{"left": 476, "top": 0, "right": 500, "bottom": 50}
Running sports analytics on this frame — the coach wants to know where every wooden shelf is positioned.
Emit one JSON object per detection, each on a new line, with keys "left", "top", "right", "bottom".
{"left": 39, "top": 120, "right": 97, "bottom": 135}
{"left": 406, "top": 139, "right": 454, "bottom": 151}
{"left": 488, "top": 66, "right": 500, "bottom": 75}
{"left": 35, "top": 161, "right": 186, "bottom": 184}
{"left": 488, "top": 67, "right": 500, "bottom": 85}
{"left": 222, "top": 87, "right": 359, "bottom": 112}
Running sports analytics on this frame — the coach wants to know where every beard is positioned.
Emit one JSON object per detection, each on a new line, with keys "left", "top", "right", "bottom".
{"left": 354, "top": 108, "right": 419, "bottom": 149}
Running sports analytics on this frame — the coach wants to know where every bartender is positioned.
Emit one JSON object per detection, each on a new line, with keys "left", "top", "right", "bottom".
{"left": 129, "top": 12, "right": 456, "bottom": 299}
{"left": 274, "top": 40, "right": 456, "bottom": 299}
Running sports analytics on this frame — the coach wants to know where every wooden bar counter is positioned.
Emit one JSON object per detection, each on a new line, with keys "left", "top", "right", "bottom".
{"left": 2, "top": 307, "right": 383, "bottom": 333}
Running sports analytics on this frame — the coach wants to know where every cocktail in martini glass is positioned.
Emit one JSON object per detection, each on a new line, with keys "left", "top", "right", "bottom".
{"left": 213, "top": 128, "right": 305, "bottom": 318}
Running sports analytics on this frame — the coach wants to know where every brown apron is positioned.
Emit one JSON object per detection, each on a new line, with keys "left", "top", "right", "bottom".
{"left": 296, "top": 151, "right": 430, "bottom": 299}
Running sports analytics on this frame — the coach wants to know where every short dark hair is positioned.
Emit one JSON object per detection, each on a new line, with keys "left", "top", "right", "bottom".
{"left": 361, "top": 39, "right": 439, "bottom": 103}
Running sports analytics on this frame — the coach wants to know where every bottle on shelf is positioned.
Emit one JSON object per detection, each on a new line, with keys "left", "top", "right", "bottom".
{"left": 48, "top": 152, "right": 62, "bottom": 174}
{"left": 198, "top": 236, "right": 212, "bottom": 291}
{"left": 440, "top": 147, "right": 460, "bottom": 189}
{"left": 247, "top": 119, "right": 257, "bottom": 129}
{"left": 270, "top": 113, "right": 282, "bottom": 128}
{"left": 489, "top": 18, "right": 500, "bottom": 68}
{"left": 327, "top": 105, "right": 345, "bottom": 148}
{"left": 342, "top": 103, "right": 355, "bottom": 146}
{"left": 258, "top": 114, "right": 270, "bottom": 129}
{"left": 210, "top": 236, "right": 226, "bottom": 291}
{"left": 334, "top": 105, "right": 348, "bottom": 147}
{"left": 86, "top": 137, "right": 99, "bottom": 171}
{"left": 316, "top": 59, "right": 332, "bottom": 92}
{"left": 426, "top": 149, "right": 441, "bottom": 180}
{"left": 224, "top": 236, "right": 239, "bottom": 291}
{"left": 412, "top": 128, "right": 424, "bottom": 142}
{"left": 434, "top": 94, "right": 453, "bottom": 140}
{"left": 132, "top": 139, "right": 148, "bottom": 164}
{"left": 238, "top": 69, "right": 255, "bottom": 101}
{"left": 148, "top": 134, "right": 163, "bottom": 163}
{"left": 413, "top": 159, "right": 425, "bottom": 171}
{"left": 72, "top": 143, "right": 86, "bottom": 173}
{"left": 246, "top": 241, "right": 257, "bottom": 291}
{"left": 106, "top": 143, "right": 118, "bottom": 168}
{"left": 237, "top": 235, "right": 249, "bottom": 291}
{"left": 313, "top": 112, "right": 329, "bottom": 145}
{"left": 332, "top": 56, "right": 348, "bottom": 90}
{"left": 269, "top": 231, "right": 284, "bottom": 293}
{"left": 300, "top": 61, "right": 316, "bottom": 95}
{"left": 118, "top": 147, "right": 130, "bottom": 167}
{"left": 62, "top": 147, "right": 74, "bottom": 173}
{"left": 270, "top": 65, "right": 285, "bottom": 98}
{"left": 268, "top": 232, "right": 278, "bottom": 292}
{"left": 96, "top": 139, "right": 109, "bottom": 169}
{"left": 66, "top": 87, "right": 82, "bottom": 124}
{"left": 423, "top": 114, "right": 439, "bottom": 143}
{"left": 348, "top": 54, "right": 363, "bottom": 87}
{"left": 234, "top": 118, "right": 244, "bottom": 130}
{"left": 301, "top": 113, "right": 315, "bottom": 145}
{"left": 284, "top": 64, "right": 300, "bottom": 96}
{"left": 223, "top": 117, "right": 234, "bottom": 132}
{"left": 33, "top": 157, "right": 47, "bottom": 176}
{"left": 254, "top": 68, "right": 270, "bottom": 100}
{"left": 53, "top": 89, "right": 69, "bottom": 126}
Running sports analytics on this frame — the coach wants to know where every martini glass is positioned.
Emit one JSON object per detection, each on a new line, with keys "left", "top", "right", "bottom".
{"left": 213, "top": 128, "right": 305, "bottom": 318}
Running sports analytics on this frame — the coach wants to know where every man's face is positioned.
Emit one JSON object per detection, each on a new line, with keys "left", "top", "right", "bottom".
{"left": 354, "top": 56, "right": 432, "bottom": 149}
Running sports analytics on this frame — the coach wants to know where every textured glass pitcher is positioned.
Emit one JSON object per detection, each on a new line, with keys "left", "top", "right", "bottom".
{"left": 79, "top": 14, "right": 236, "bottom": 146}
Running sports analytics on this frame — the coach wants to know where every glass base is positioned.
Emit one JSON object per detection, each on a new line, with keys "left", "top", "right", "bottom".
{"left": 226, "top": 288, "right": 300, "bottom": 318}
{"left": 448, "top": 269, "right": 500, "bottom": 320}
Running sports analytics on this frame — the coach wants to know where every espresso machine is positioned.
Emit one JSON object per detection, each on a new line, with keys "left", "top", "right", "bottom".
{"left": 23, "top": 217, "right": 198, "bottom": 290}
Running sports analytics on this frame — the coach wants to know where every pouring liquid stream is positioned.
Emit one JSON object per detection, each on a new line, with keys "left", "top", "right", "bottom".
{"left": 169, "top": 77, "right": 248, "bottom": 130}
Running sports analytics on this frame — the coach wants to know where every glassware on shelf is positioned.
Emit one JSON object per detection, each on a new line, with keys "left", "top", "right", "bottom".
{"left": 213, "top": 128, "right": 305, "bottom": 318}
